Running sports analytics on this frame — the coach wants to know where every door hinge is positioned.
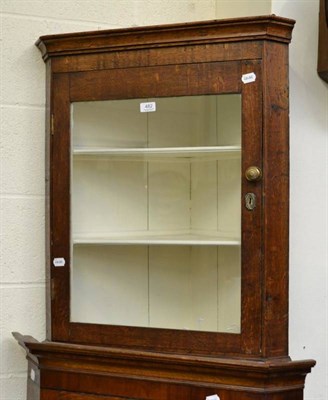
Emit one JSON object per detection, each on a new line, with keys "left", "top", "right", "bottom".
{"left": 51, "top": 278, "right": 56, "bottom": 301}
{"left": 50, "top": 114, "right": 54, "bottom": 135}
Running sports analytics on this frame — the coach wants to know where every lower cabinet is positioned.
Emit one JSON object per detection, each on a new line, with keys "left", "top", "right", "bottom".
{"left": 18, "top": 337, "right": 314, "bottom": 400}
{"left": 37, "top": 389, "right": 305, "bottom": 400}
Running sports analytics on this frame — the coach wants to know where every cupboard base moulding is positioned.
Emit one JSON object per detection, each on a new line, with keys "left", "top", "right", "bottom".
{"left": 14, "top": 333, "right": 315, "bottom": 400}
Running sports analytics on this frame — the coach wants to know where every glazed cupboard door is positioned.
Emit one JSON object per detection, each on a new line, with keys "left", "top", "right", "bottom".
{"left": 50, "top": 60, "right": 263, "bottom": 356}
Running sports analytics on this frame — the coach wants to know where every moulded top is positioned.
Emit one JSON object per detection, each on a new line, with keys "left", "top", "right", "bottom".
{"left": 36, "top": 15, "right": 295, "bottom": 61}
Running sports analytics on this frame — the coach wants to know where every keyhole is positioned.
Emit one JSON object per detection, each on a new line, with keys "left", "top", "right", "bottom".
{"left": 245, "top": 193, "right": 256, "bottom": 210}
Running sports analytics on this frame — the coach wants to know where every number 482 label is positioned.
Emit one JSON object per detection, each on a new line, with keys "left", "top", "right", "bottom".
{"left": 140, "top": 102, "right": 156, "bottom": 113}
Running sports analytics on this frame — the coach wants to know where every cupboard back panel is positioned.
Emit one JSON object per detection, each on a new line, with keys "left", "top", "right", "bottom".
{"left": 72, "top": 157, "right": 241, "bottom": 239}
{"left": 72, "top": 95, "right": 241, "bottom": 149}
{"left": 71, "top": 245, "right": 241, "bottom": 333}
{"left": 71, "top": 92, "right": 242, "bottom": 334}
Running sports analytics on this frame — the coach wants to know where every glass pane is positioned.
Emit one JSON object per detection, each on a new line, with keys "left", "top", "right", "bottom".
{"left": 71, "top": 95, "right": 241, "bottom": 333}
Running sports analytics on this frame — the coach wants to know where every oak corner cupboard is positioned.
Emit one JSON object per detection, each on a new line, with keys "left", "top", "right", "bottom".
{"left": 14, "top": 15, "right": 315, "bottom": 400}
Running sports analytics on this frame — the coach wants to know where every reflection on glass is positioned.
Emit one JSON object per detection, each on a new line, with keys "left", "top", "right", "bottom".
{"left": 70, "top": 95, "right": 241, "bottom": 333}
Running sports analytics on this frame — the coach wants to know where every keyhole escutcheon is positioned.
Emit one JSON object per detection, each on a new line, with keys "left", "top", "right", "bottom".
{"left": 245, "top": 193, "right": 256, "bottom": 211}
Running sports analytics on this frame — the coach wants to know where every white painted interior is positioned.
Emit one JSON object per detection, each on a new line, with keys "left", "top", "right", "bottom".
{"left": 72, "top": 95, "right": 241, "bottom": 149}
{"left": 72, "top": 245, "right": 150, "bottom": 327}
{"left": 72, "top": 244, "right": 241, "bottom": 333}
{"left": 72, "top": 96, "right": 241, "bottom": 241}
{"left": 71, "top": 95, "right": 241, "bottom": 332}
{"left": 0, "top": 1, "right": 326, "bottom": 399}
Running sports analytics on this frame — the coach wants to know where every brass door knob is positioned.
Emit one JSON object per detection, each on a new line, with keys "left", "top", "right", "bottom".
{"left": 245, "top": 166, "right": 262, "bottom": 182}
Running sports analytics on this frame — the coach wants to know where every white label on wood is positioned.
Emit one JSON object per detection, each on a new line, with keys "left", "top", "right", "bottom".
{"left": 53, "top": 257, "right": 65, "bottom": 267}
{"left": 241, "top": 72, "right": 256, "bottom": 84}
{"left": 206, "top": 395, "right": 220, "bottom": 400}
{"left": 30, "top": 369, "right": 36, "bottom": 381}
{"left": 140, "top": 102, "right": 156, "bottom": 112}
